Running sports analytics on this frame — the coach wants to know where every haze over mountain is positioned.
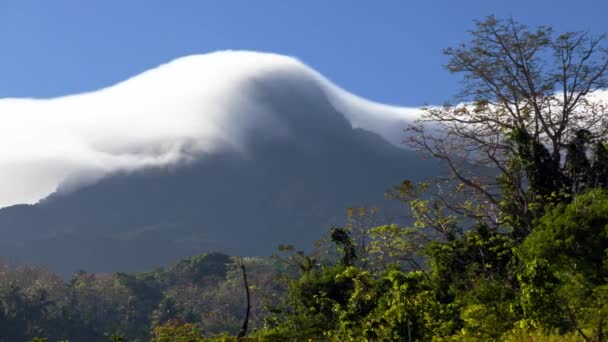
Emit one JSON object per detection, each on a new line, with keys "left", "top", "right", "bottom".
{"left": 0, "top": 51, "right": 436, "bottom": 275}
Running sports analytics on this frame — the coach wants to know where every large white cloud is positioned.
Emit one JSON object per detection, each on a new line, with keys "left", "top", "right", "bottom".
{"left": 0, "top": 51, "right": 420, "bottom": 208}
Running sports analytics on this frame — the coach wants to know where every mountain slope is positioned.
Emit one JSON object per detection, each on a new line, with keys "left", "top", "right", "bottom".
{"left": 0, "top": 51, "right": 419, "bottom": 208}
{"left": 0, "top": 51, "right": 434, "bottom": 275}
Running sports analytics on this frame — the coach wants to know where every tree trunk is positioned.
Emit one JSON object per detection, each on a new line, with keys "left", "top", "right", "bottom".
{"left": 237, "top": 259, "right": 251, "bottom": 339}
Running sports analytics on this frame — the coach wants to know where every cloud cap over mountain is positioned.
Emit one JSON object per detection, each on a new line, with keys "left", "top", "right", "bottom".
{"left": 0, "top": 51, "right": 420, "bottom": 208}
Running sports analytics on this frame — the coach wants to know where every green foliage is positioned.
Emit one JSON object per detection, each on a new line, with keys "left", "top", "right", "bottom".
{"left": 515, "top": 190, "right": 608, "bottom": 338}
{"left": 426, "top": 225, "right": 514, "bottom": 298}
{"left": 0, "top": 252, "right": 266, "bottom": 341}
{"left": 252, "top": 189, "right": 608, "bottom": 340}
{"left": 517, "top": 259, "right": 565, "bottom": 331}
{"left": 165, "top": 252, "right": 232, "bottom": 286}
{"left": 508, "top": 128, "right": 563, "bottom": 200}
{"left": 592, "top": 142, "right": 608, "bottom": 188}
{"left": 517, "top": 189, "right": 608, "bottom": 282}
{"left": 151, "top": 320, "right": 204, "bottom": 342}
{"left": 367, "top": 224, "right": 422, "bottom": 271}
{"left": 565, "top": 130, "right": 593, "bottom": 192}
{"left": 330, "top": 227, "right": 357, "bottom": 266}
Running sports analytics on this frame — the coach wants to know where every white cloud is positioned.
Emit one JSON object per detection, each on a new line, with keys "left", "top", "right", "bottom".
{"left": 0, "top": 51, "right": 421, "bottom": 208}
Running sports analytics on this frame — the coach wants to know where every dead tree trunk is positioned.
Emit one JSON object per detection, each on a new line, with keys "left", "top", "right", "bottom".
{"left": 237, "top": 258, "right": 251, "bottom": 339}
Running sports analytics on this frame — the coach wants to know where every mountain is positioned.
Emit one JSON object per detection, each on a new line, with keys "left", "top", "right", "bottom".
{"left": 0, "top": 51, "right": 436, "bottom": 275}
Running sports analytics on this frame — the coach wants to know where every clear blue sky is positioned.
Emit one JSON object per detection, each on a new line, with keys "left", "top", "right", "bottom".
{"left": 0, "top": 1, "right": 606, "bottom": 105}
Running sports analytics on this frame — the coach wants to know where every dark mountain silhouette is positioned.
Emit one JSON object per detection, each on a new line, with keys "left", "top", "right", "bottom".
{"left": 0, "top": 52, "right": 437, "bottom": 275}
{"left": 0, "top": 128, "right": 434, "bottom": 276}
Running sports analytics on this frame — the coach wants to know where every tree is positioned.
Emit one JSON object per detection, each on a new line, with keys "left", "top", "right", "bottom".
{"left": 409, "top": 16, "right": 608, "bottom": 237}
{"left": 516, "top": 189, "right": 608, "bottom": 340}
{"left": 592, "top": 142, "right": 608, "bottom": 188}
{"left": 150, "top": 320, "right": 204, "bottom": 342}
{"left": 236, "top": 258, "right": 251, "bottom": 339}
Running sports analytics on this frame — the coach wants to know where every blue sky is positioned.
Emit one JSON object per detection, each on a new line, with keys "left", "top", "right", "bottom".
{"left": 0, "top": 1, "right": 606, "bottom": 105}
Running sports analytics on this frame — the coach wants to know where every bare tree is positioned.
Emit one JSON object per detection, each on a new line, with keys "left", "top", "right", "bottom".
{"left": 236, "top": 257, "right": 251, "bottom": 339}
{"left": 408, "top": 16, "right": 608, "bottom": 238}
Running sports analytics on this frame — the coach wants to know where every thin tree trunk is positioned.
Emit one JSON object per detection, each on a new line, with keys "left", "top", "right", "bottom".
{"left": 237, "top": 258, "right": 251, "bottom": 339}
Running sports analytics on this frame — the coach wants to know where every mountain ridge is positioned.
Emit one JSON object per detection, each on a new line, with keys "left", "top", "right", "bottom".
{"left": 0, "top": 50, "right": 420, "bottom": 208}
{"left": 0, "top": 51, "right": 433, "bottom": 275}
